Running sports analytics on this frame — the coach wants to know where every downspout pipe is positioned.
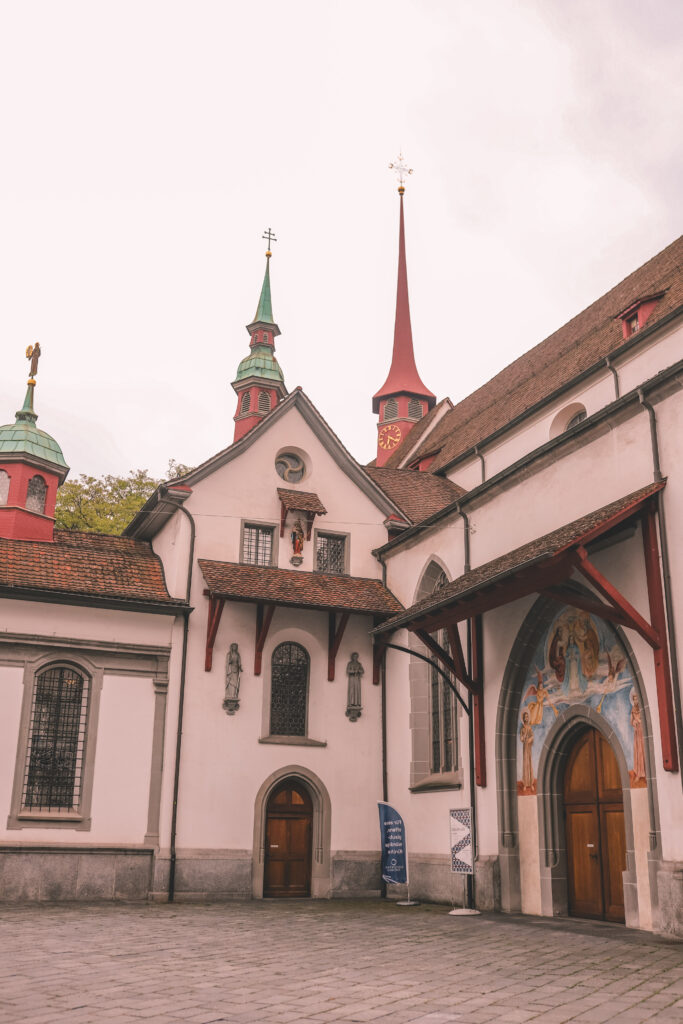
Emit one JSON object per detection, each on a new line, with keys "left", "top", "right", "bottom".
{"left": 457, "top": 505, "right": 471, "bottom": 573}
{"left": 605, "top": 356, "right": 620, "bottom": 400}
{"left": 474, "top": 446, "right": 486, "bottom": 484}
{"left": 168, "top": 501, "right": 196, "bottom": 901}
{"left": 638, "top": 391, "right": 683, "bottom": 791}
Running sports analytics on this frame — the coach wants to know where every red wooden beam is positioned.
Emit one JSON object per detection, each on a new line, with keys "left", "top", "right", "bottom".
{"left": 540, "top": 586, "right": 632, "bottom": 629}
{"left": 641, "top": 509, "right": 678, "bottom": 772}
{"left": 254, "top": 601, "right": 276, "bottom": 676}
{"left": 280, "top": 502, "right": 287, "bottom": 538}
{"left": 328, "top": 611, "right": 350, "bottom": 681}
{"left": 445, "top": 623, "right": 471, "bottom": 689}
{"left": 573, "top": 546, "right": 660, "bottom": 648}
{"left": 305, "top": 512, "right": 315, "bottom": 542}
{"left": 372, "top": 640, "right": 386, "bottom": 685}
{"left": 204, "top": 594, "right": 225, "bottom": 671}
{"left": 470, "top": 615, "right": 486, "bottom": 788}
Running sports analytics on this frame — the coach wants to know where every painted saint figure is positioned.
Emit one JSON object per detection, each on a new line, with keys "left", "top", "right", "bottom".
{"left": 631, "top": 690, "right": 646, "bottom": 782}
{"left": 520, "top": 712, "right": 534, "bottom": 791}
{"left": 223, "top": 643, "right": 242, "bottom": 714}
{"left": 345, "top": 652, "right": 364, "bottom": 722}
{"left": 291, "top": 519, "right": 304, "bottom": 555}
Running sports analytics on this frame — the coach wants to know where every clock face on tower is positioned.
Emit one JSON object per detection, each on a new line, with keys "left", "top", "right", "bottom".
{"left": 378, "top": 423, "right": 402, "bottom": 451}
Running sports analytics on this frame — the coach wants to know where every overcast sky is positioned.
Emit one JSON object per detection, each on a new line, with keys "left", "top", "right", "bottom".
{"left": 0, "top": 0, "right": 681, "bottom": 480}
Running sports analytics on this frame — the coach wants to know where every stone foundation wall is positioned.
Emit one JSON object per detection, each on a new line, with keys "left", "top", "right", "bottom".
{"left": 0, "top": 846, "right": 153, "bottom": 901}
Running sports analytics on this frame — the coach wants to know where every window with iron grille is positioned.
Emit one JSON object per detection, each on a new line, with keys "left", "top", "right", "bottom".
{"left": 408, "top": 398, "right": 423, "bottom": 420}
{"left": 258, "top": 390, "right": 271, "bottom": 413}
{"left": 22, "top": 665, "right": 89, "bottom": 811}
{"left": 26, "top": 475, "right": 47, "bottom": 514}
{"left": 242, "top": 524, "right": 274, "bottom": 566}
{"left": 315, "top": 533, "right": 346, "bottom": 574}
{"left": 270, "top": 642, "right": 309, "bottom": 736}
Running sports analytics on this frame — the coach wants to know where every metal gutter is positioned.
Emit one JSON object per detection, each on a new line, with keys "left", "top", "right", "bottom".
{"left": 375, "top": 356, "right": 683, "bottom": 559}
{"left": 0, "top": 586, "right": 189, "bottom": 616}
{"left": 436, "top": 302, "right": 683, "bottom": 477}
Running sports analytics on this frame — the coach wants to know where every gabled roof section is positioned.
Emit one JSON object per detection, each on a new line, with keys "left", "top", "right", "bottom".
{"left": 374, "top": 480, "right": 664, "bottom": 634}
{"left": 364, "top": 466, "right": 465, "bottom": 525}
{"left": 0, "top": 530, "right": 183, "bottom": 611}
{"left": 125, "top": 389, "right": 406, "bottom": 540}
{"left": 199, "top": 559, "right": 403, "bottom": 617}
{"left": 409, "top": 234, "right": 683, "bottom": 473}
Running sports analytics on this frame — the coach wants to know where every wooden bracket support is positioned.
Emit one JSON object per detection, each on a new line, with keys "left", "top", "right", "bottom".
{"left": 328, "top": 611, "right": 350, "bottom": 681}
{"left": 573, "top": 546, "right": 660, "bottom": 648}
{"left": 204, "top": 594, "right": 225, "bottom": 671}
{"left": 254, "top": 601, "right": 276, "bottom": 676}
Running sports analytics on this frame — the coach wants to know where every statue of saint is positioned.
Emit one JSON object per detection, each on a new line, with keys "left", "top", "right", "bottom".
{"left": 223, "top": 643, "right": 242, "bottom": 714}
{"left": 26, "top": 342, "right": 41, "bottom": 378}
{"left": 345, "top": 652, "right": 364, "bottom": 722}
{"left": 291, "top": 519, "right": 305, "bottom": 555}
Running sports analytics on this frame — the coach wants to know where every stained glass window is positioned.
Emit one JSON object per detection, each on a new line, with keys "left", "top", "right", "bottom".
{"left": 270, "top": 642, "right": 309, "bottom": 736}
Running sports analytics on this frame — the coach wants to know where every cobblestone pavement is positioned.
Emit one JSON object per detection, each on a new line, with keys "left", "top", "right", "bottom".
{"left": 2, "top": 900, "right": 683, "bottom": 1024}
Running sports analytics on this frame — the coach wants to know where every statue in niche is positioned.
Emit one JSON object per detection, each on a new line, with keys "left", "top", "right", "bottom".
{"left": 290, "top": 517, "right": 305, "bottom": 565}
{"left": 223, "top": 643, "right": 242, "bottom": 715}
{"left": 345, "top": 652, "right": 364, "bottom": 722}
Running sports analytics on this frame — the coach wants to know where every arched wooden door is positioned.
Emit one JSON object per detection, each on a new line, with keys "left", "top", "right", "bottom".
{"left": 264, "top": 781, "right": 313, "bottom": 898}
{"left": 564, "top": 728, "right": 626, "bottom": 922}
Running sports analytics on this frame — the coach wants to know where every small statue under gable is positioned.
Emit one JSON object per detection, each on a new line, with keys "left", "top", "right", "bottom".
{"left": 223, "top": 643, "right": 242, "bottom": 715}
{"left": 290, "top": 517, "right": 305, "bottom": 566}
{"left": 345, "top": 651, "right": 364, "bottom": 722}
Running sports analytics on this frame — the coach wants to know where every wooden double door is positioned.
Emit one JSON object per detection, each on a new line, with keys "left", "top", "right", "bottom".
{"left": 564, "top": 727, "right": 626, "bottom": 923}
{"left": 264, "top": 781, "right": 313, "bottom": 898}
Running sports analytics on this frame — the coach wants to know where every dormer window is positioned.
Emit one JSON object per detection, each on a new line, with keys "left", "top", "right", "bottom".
{"left": 616, "top": 292, "right": 665, "bottom": 340}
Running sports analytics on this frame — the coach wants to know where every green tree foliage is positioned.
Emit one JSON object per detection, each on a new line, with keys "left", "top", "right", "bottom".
{"left": 55, "top": 460, "right": 193, "bottom": 535}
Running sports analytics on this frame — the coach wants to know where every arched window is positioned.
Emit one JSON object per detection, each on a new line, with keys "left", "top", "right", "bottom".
{"left": 567, "top": 410, "right": 587, "bottom": 430}
{"left": 26, "top": 475, "right": 47, "bottom": 514}
{"left": 408, "top": 398, "right": 423, "bottom": 420}
{"left": 270, "top": 642, "right": 309, "bottom": 737}
{"left": 258, "top": 390, "right": 271, "bottom": 413}
{"left": 22, "top": 664, "right": 90, "bottom": 811}
{"left": 0, "top": 469, "right": 9, "bottom": 505}
{"left": 384, "top": 398, "right": 398, "bottom": 421}
{"left": 241, "top": 391, "right": 252, "bottom": 414}
{"left": 428, "top": 572, "right": 457, "bottom": 774}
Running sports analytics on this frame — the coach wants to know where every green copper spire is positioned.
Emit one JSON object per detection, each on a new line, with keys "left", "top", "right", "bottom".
{"left": 253, "top": 255, "right": 275, "bottom": 325}
{"left": 0, "top": 379, "right": 68, "bottom": 470}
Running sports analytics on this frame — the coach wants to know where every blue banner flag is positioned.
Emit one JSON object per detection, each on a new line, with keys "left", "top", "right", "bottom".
{"left": 378, "top": 801, "right": 408, "bottom": 885}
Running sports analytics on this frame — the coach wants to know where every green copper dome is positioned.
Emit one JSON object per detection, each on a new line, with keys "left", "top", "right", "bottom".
{"left": 0, "top": 384, "right": 68, "bottom": 469}
{"left": 234, "top": 344, "right": 285, "bottom": 385}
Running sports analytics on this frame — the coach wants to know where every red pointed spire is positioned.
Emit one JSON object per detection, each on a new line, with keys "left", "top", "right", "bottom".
{"left": 373, "top": 179, "right": 436, "bottom": 466}
{"left": 373, "top": 190, "right": 436, "bottom": 413}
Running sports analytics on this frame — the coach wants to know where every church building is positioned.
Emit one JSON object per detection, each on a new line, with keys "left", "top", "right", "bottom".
{"left": 1, "top": 171, "right": 683, "bottom": 937}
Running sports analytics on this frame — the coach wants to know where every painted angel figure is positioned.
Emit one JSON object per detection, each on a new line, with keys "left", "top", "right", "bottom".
{"left": 26, "top": 342, "right": 41, "bottom": 378}
{"left": 524, "top": 667, "right": 559, "bottom": 725}
{"left": 597, "top": 650, "right": 627, "bottom": 713}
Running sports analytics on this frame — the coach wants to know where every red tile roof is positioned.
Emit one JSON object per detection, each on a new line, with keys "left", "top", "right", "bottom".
{"left": 375, "top": 481, "right": 664, "bottom": 632}
{"left": 364, "top": 466, "right": 464, "bottom": 524}
{"left": 0, "top": 530, "right": 180, "bottom": 607}
{"left": 409, "top": 235, "right": 683, "bottom": 472}
{"left": 199, "top": 559, "right": 403, "bottom": 616}
{"left": 277, "top": 488, "right": 328, "bottom": 515}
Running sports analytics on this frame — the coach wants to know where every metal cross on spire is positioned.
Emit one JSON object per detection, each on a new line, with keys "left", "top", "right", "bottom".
{"left": 389, "top": 153, "right": 413, "bottom": 190}
{"left": 262, "top": 227, "right": 277, "bottom": 256}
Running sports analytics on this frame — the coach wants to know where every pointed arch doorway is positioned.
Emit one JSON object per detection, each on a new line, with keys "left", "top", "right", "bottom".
{"left": 263, "top": 780, "right": 313, "bottom": 898}
{"left": 564, "top": 727, "right": 626, "bottom": 922}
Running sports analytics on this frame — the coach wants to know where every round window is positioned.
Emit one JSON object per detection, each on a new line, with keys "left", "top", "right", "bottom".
{"left": 275, "top": 452, "right": 305, "bottom": 483}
